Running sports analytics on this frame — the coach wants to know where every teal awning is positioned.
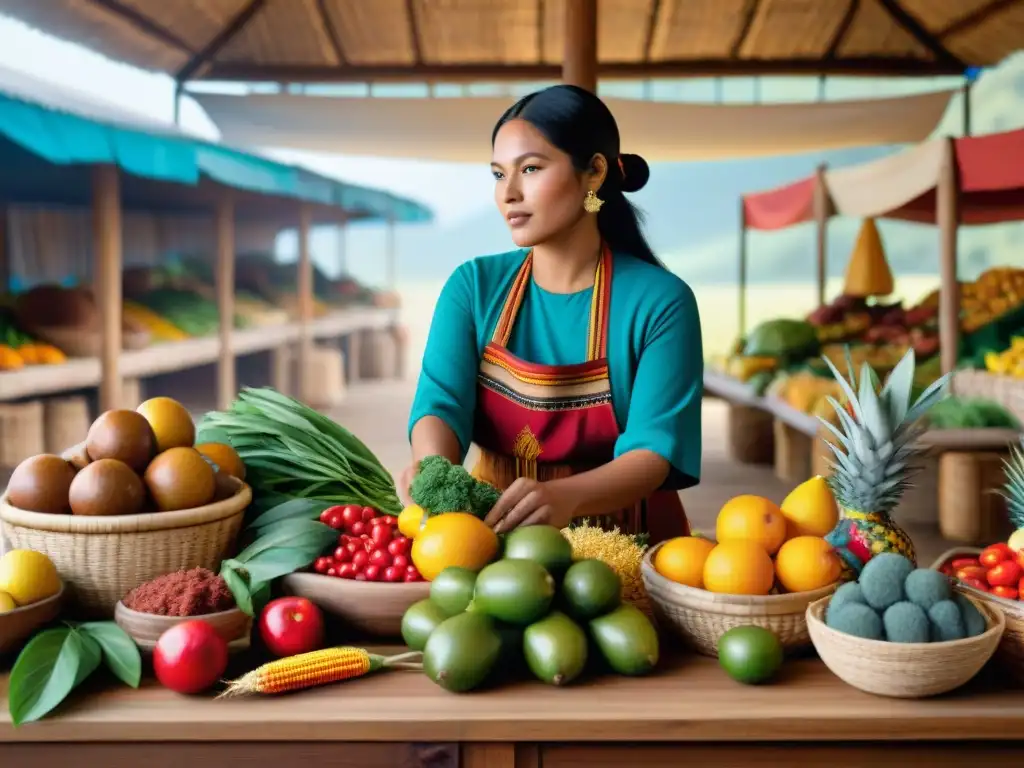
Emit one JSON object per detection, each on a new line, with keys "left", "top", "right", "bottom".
{"left": 0, "top": 90, "right": 433, "bottom": 224}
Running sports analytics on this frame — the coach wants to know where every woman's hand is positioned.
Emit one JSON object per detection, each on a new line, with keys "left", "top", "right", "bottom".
{"left": 484, "top": 477, "right": 578, "bottom": 533}
{"left": 396, "top": 462, "right": 419, "bottom": 507}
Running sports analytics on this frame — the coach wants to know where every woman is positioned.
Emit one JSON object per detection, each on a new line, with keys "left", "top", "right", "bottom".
{"left": 400, "top": 84, "right": 703, "bottom": 545}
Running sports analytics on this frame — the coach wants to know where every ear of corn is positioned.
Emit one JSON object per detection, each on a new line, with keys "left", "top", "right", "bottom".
{"left": 219, "top": 647, "right": 422, "bottom": 698}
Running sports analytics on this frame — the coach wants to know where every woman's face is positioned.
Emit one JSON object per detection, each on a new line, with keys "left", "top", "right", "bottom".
{"left": 491, "top": 119, "right": 589, "bottom": 248}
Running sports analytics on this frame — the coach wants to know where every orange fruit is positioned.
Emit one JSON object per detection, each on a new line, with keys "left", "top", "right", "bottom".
{"left": 774, "top": 536, "right": 842, "bottom": 593}
{"left": 702, "top": 540, "right": 775, "bottom": 596}
{"left": 196, "top": 442, "right": 246, "bottom": 481}
{"left": 411, "top": 512, "right": 499, "bottom": 581}
{"left": 653, "top": 536, "right": 716, "bottom": 588}
{"left": 137, "top": 397, "right": 195, "bottom": 453}
{"left": 780, "top": 476, "right": 839, "bottom": 539}
{"left": 715, "top": 495, "right": 787, "bottom": 554}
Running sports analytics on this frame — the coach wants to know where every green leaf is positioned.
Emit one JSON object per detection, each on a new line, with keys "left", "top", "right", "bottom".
{"left": 220, "top": 563, "right": 254, "bottom": 617}
{"left": 247, "top": 497, "right": 332, "bottom": 531}
{"left": 78, "top": 622, "right": 142, "bottom": 688}
{"left": 242, "top": 546, "right": 320, "bottom": 585}
{"left": 250, "top": 581, "right": 272, "bottom": 614}
{"left": 234, "top": 518, "right": 337, "bottom": 563}
{"left": 8, "top": 627, "right": 100, "bottom": 726}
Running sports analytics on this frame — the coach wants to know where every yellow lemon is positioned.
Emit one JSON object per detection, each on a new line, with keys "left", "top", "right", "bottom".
{"left": 774, "top": 536, "right": 842, "bottom": 593}
{"left": 0, "top": 591, "right": 16, "bottom": 613}
{"left": 653, "top": 536, "right": 716, "bottom": 588}
{"left": 137, "top": 396, "right": 195, "bottom": 453}
{"left": 0, "top": 549, "right": 61, "bottom": 606}
{"left": 715, "top": 495, "right": 787, "bottom": 555}
{"left": 702, "top": 540, "right": 775, "bottom": 596}
{"left": 411, "top": 512, "right": 499, "bottom": 581}
{"left": 398, "top": 504, "right": 427, "bottom": 539}
{"left": 780, "top": 476, "right": 839, "bottom": 539}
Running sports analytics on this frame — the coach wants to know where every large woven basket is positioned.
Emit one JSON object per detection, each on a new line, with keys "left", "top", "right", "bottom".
{"left": 0, "top": 477, "right": 250, "bottom": 619}
{"left": 931, "top": 546, "right": 1024, "bottom": 685}
{"left": 640, "top": 541, "right": 836, "bottom": 657}
{"left": 806, "top": 592, "right": 1004, "bottom": 698}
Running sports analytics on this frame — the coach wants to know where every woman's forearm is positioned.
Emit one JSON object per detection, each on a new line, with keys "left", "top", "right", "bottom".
{"left": 550, "top": 449, "right": 670, "bottom": 520}
{"left": 410, "top": 415, "right": 463, "bottom": 465}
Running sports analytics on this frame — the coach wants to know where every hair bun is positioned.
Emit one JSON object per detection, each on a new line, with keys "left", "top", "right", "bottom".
{"left": 619, "top": 153, "right": 649, "bottom": 193}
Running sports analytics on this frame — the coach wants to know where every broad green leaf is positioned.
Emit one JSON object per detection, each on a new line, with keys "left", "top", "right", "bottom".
{"left": 234, "top": 518, "right": 337, "bottom": 563}
{"left": 78, "top": 622, "right": 142, "bottom": 688}
{"left": 8, "top": 627, "right": 96, "bottom": 726}
{"left": 243, "top": 547, "right": 319, "bottom": 585}
{"left": 247, "top": 497, "right": 331, "bottom": 531}
{"left": 220, "top": 563, "right": 254, "bottom": 616}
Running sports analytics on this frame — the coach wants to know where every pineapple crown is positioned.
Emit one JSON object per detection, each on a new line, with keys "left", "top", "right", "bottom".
{"left": 816, "top": 346, "right": 952, "bottom": 514}
{"left": 997, "top": 440, "right": 1024, "bottom": 529}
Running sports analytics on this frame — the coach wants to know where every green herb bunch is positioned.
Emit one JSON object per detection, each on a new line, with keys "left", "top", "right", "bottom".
{"left": 197, "top": 387, "right": 402, "bottom": 519}
{"left": 8, "top": 622, "right": 141, "bottom": 726}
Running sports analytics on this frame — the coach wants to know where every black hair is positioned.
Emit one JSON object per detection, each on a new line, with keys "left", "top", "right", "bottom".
{"left": 491, "top": 84, "right": 663, "bottom": 268}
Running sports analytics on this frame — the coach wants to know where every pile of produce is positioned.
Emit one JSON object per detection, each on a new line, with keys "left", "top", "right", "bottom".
{"left": 0, "top": 309, "right": 67, "bottom": 369}
{"left": 408, "top": 455, "right": 501, "bottom": 518}
{"left": 5, "top": 396, "right": 244, "bottom": 518}
{"left": 312, "top": 504, "right": 423, "bottom": 582}
{"left": 825, "top": 553, "right": 988, "bottom": 642}
{"left": 122, "top": 301, "right": 191, "bottom": 342}
{"left": 402, "top": 524, "right": 660, "bottom": 691}
{"left": 133, "top": 288, "right": 235, "bottom": 337}
{"left": 561, "top": 521, "right": 650, "bottom": 609}
{"left": 924, "top": 397, "right": 1020, "bottom": 430}
{"left": 653, "top": 476, "right": 842, "bottom": 596}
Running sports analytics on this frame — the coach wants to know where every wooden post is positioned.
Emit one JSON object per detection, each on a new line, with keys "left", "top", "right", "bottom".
{"left": 215, "top": 193, "right": 235, "bottom": 411}
{"left": 738, "top": 199, "right": 747, "bottom": 339}
{"left": 563, "top": 0, "right": 598, "bottom": 92}
{"left": 813, "top": 163, "right": 830, "bottom": 308}
{"left": 937, "top": 137, "right": 960, "bottom": 376}
{"left": 297, "top": 205, "right": 314, "bottom": 403}
{"left": 93, "top": 165, "right": 122, "bottom": 413}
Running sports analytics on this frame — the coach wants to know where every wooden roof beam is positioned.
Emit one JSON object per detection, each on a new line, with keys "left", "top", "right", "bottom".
{"left": 643, "top": 0, "right": 661, "bottom": 62}
{"left": 730, "top": 0, "right": 760, "bottom": 58}
{"left": 937, "top": 0, "right": 1018, "bottom": 38}
{"left": 824, "top": 0, "right": 859, "bottom": 59}
{"left": 405, "top": 0, "right": 424, "bottom": 65}
{"left": 175, "top": 0, "right": 268, "bottom": 83}
{"left": 317, "top": 0, "right": 347, "bottom": 64}
{"left": 877, "top": 0, "right": 965, "bottom": 69}
{"left": 198, "top": 57, "right": 968, "bottom": 84}
{"left": 85, "top": 0, "right": 194, "bottom": 54}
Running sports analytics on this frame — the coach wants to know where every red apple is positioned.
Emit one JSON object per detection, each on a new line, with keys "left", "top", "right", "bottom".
{"left": 153, "top": 620, "right": 228, "bottom": 695}
{"left": 259, "top": 597, "right": 325, "bottom": 658}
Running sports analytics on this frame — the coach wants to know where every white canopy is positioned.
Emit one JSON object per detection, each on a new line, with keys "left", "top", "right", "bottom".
{"left": 193, "top": 89, "right": 957, "bottom": 163}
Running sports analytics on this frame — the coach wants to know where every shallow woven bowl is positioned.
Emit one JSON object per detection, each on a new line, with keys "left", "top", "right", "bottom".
{"left": 281, "top": 572, "right": 430, "bottom": 638}
{"left": 0, "top": 581, "right": 65, "bottom": 656}
{"left": 640, "top": 541, "right": 837, "bottom": 657}
{"left": 0, "top": 477, "right": 251, "bottom": 619}
{"left": 806, "top": 593, "right": 1005, "bottom": 698}
{"left": 113, "top": 601, "right": 252, "bottom": 654}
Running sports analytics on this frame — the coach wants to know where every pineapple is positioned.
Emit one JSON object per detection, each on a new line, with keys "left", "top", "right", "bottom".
{"left": 999, "top": 442, "right": 1024, "bottom": 553}
{"left": 817, "top": 346, "right": 952, "bottom": 578}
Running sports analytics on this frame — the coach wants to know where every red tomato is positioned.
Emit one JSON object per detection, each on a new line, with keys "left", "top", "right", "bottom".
{"left": 327, "top": 567, "right": 337, "bottom": 577}
{"left": 341, "top": 505, "right": 363, "bottom": 528}
{"left": 349, "top": 521, "right": 367, "bottom": 536}
{"left": 378, "top": 515, "right": 398, "bottom": 526}
{"left": 980, "top": 544, "right": 1012, "bottom": 568}
{"left": 956, "top": 565, "right": 988, "bottom": 581}
{"left": 1017, "top": 550, "right": 1024, "bottom": 570}
{"left": 153, "top": 620, "right": 228, "bottom": 695}
{"left": 987, "top": 560, "right": 1023, "bottom": 587}
{"left": 325, "top": 510, "right": 345, "bottom": 530}
{"left": 345, "top": 540, "right": 361, "bottom": 556}
{"left": 319, "top": 506, "right": 343, "bottom": 524}
{"left": 361, "top": 506, "right": 376, "bottom": 522}
{"left": 992, "top": 585, "right": 1019, "bottom": 600}
{"left": 371, "top": 524, "right": 393, "bottom": 549}
{"left": 259, "top": 597, "right": 325, "bottom": 658}
{"left": 388, "top": 538, "right": 410, "bottom": 558}
{"left": 333, "top": 546, "right": 351, "bottom": 564}
{"left": 963, "top": 576, "right": 990, "bottom": 592}
{"left": 369, "top": 549, "right": 392, "bottom": 568}
{"left": 351, "top": 550, "right": 369, "bottom": 571}
{"left": 392, "top": 554, "right": 409, "bottom": 570}
{"left": 338, "top": 562, "right": 358, "bottom": 579}
{"left": 951, "top": 557, "right": 980, "bottom": 570}
{"left": 404, "top": 570, "right": 422, "bottom": 583}
{"left": 364, "top": 564, "right": 381, "bottom": 581}
{"left": 382, "top": 566, "right": 402, "bottom": 582}
{"left": 314, "top": 557, "right": 332, "bottom": 574}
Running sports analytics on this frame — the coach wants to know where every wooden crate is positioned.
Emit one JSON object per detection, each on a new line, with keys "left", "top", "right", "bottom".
{"left": 725, "top": 403, "right": 774, "bottom": 465}
{"left": 938, "top": 450, "right": 1014, "bottom": 545}
{"left": 774, "top": 419, "right": 811, "bottom": 483}
{"left": 43, "top": 396, "right": 90, "bottom": 454}
{"left": 0, "top": 400, "right": 45, "bottom": 467}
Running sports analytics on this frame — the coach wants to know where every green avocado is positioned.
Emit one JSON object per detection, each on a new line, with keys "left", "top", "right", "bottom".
{"left": 588, "top": 603, "right": 659, "bottom": 676}
{"left": 473, "top": 558, "right": 556, "bottom": 626}
{"left": 422, "top": 611, "right": 502, "bottom": 693}
{"left": 501, "top": 525, "right": 574, "bottom": 579}
{"left": 717, "top": 626, "right": 783, "bottom": 685}
{"left": 430, "top": 566, "right": 478, "bottom": 616}
{"left": 559, "top": 559, "right": 621, "bottom": 622}
{"left": 400, "top": 598, "right": 450, "bottom": 652}
{"left": 523, "top": 611, "right": 589, "bottom": 686}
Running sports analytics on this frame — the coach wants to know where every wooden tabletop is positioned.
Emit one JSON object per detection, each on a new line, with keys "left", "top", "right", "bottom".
{"left": 2, "top": 654, "right": 1023, "bottom": 744}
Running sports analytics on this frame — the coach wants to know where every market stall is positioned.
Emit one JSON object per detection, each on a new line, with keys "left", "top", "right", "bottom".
{"left": 0, "top": 84, "right": 431, "bottom": 467}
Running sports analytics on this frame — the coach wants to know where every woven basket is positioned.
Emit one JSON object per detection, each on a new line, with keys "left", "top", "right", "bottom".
{"left": 640, "top": 541, "right": 836, "bottom": 657}
{"left": 0, "top": 478, "right": 250, "bottom": 619}
{"left": 930, "top": 547, "right": 1024, "bottom": 685}
{"left": 806, "top": 593, "right": 1004, "bottom": 698}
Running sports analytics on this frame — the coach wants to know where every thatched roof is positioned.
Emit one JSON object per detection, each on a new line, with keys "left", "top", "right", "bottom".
{"left": 0, "top": 0, "right": 1020, "bottom": 83}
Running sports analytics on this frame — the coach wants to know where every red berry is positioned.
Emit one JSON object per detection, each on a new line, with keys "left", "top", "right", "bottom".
{"left": 320, "top": 506, "right": 343, "bottom": 524}
{"left": 361, "top": 506, "right": 376, "bottom": 522}
{"left": 326, "top": 511, "right": 345, "bottom": 530}
{"left": 388, "top": 538, "right": 410, "bottom": 558}
{"left": 345, "top": 541, "right": 361, "bottom": 555}
{"left": 392, "top": 554, "right": 409, "bottom": 570}
{"left": 334, "top": 547, "right": 351, "bottom": 563}
{"left": 369, "top": 549, "right": 391, "bottom": 568}
{"left": 314, "top": 557, "right": 332, "bottom": 574}
{"left": 355, "top": 573, "right": 367, "bottom": 581}
{"left": 364, "top": 564, "right": 381, "bottom": 581}
{"left": 352, "top": 550, "right": 369, "bottom": 570}
{"left": 326, "top": 567, "right": 337, "bottom": 577}
{"left": 340, "top": 505, "right": 363, "bottom": 527}
{"left": 371, "top": 525, "right": 393, "bottom": 548}
{"left": 382, "top": 566, "right": 402, "bottom": 583}
{"left": 350, "top": 521, "right": 367, "bottom": 536}
{"left": 338, "top": 562, "right": 358, "bottom": 579}
{"left": 404, "top": 570, "right": 422, "bottom": 582}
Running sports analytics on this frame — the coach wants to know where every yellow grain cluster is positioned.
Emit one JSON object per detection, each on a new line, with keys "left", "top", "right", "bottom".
{"left": 560, "top": 522, "right": 648, "bottom": 606}
{"left": 221, "top": 646, "right": 374, "bottom": 697}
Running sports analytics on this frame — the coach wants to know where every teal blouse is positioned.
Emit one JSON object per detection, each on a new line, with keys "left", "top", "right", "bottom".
{"left": 408, "top": 248, "right": 703, "bottom": 489}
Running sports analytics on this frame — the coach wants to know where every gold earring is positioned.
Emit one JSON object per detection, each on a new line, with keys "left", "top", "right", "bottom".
{"left": 583, "top": 189, "right": 604, "bottom": 214}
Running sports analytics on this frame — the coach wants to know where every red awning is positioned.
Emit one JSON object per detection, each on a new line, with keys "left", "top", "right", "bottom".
{"left": 742, "top": 176, "right": 817, "bottom": 231}
{"left": 954, "top": 128, "right": 1024, "bottom": 225}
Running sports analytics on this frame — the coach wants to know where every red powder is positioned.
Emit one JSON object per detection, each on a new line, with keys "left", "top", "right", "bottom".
{"left": 122, "top": 567, "right": 235, "bottom": 616}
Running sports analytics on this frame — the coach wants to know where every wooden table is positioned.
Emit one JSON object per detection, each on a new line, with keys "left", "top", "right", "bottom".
{"left": 3, "top": 654, "right": 1024, "bottom": 767}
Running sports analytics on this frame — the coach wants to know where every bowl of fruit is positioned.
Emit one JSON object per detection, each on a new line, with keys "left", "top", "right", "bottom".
{"left": 0, "top": 550, "right": 65, "bottom": 656}
{"left": 807, "top": 552, "right": 1005, "bottom": 698}
{"left": 280, "top": 504, "right": 429, "bottom": 638}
